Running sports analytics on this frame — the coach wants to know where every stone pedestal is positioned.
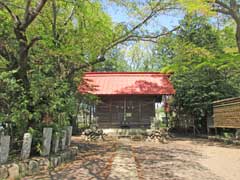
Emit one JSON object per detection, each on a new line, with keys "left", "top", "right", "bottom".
{"left": 41, "top": 128, "right": 52, "bottom": 156}
{"left": 21, "top": 133, "right": 32, "bottom": 159}
{"left": 66, "top": 126, "right": 73, "bottom": 146}
{"left": 0, "top": 135, "right": 10, "bottom": 164}
{"left": 61, "top": 130, "right": 67, "bottom": 150}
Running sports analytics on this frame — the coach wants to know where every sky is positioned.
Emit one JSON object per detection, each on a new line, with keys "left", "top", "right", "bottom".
{"left": 101, "top": 1, "right": 184, "bottom": 32}
{"left": 100, "top": 0, "right": 185, "bottom": 69}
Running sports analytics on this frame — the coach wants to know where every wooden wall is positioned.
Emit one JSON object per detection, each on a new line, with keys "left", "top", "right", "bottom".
{"left": 95, "top": 95, "right": 156, "bottom": 129}
{"left": 213, "top": 97, "right": 240, "bottom": 128}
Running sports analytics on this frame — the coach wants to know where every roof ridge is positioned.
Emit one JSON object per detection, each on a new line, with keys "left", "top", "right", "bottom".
{"left": 84, "top": 72, "right": 171, "bottom": 76}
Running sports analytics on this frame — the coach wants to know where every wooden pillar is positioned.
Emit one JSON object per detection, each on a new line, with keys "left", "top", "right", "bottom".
{"left": 139, "top": 101, "right": 141, "bottom": 123}
{"left": 215, "top": 128, "right": 218, "bottom": 136}
{"left": 110, "top": 98, "right": 112, "bottom": 123}
{"left": 89, "top": 105, "right": 92, "bottom": 125}
{"left": 165, "top": 112, "right": 169, "bottom": 128}
{"left": 124, "top": 96, "right": 126, "bottom": 123}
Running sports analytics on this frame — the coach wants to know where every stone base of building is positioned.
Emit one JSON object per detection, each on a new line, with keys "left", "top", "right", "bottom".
{"left": 103, "top": 128, "right": 149, "bottom": 137}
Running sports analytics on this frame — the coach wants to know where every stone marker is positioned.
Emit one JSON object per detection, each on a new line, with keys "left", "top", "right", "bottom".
{"left": 21, "top": 133, "right": 32, "bottom": 159}
{"left": 41, "top": 128, "right": 52, "bottom": 156}
{"left": 61, "top": 130, "right": 67, "bottom": 150}
{"left": 28, "top": 160, "right": 40, "bottom": 175}
{"left": 52, "top": 135, "right": 60, "bottom": 153}
{"left": 66, "top": 126, "right": 73, "bottom": 146}
{"left": 0, "top": 135, "right": 10, "bottom": 164}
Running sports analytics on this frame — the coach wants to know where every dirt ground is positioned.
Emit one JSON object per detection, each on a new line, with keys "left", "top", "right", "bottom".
{"left": 23, "top": 136, "right": 240, "bottom": 180}
{"left": 132, "top": 138, "right": 240, "bottom": 180}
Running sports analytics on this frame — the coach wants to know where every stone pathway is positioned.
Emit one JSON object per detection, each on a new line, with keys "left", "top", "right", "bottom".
{"left": 21, "top": 137, "right": 240, "bottom": 180}
{"left": 107, "top": 139, "right": 139, "bottom": 180}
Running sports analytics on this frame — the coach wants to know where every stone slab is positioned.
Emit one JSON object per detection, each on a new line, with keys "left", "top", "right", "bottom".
{"left": 52, "top": 135, "right": 60, "bottom": 153}
{"left": 66, "top": 126, "right": 73, "bottom": 146}
{"left": 61, "top": 130, "right": 67, "bottom": 150}
{"left": 41, "top": 128, "right": 52, "bottom": 156}
{"left": 0, "top": 135, "right": 10, "bottom": 164}
{"left": 21, "top": 133, "right": 32, "bottom": 159}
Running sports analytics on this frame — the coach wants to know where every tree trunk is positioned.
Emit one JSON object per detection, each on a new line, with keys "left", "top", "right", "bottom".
{"left": 236, "top": 23, "right": 240, "bottom": 53}
{"left": 14, "top": 27, "right": 30, "bottom": 90}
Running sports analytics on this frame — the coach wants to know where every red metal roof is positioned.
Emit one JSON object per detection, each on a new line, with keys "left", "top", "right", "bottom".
{"left": 78, "top": 72, "right": 175, "bottom": 95}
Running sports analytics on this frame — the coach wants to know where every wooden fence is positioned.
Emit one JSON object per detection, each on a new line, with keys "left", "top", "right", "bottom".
{"left": 212, "top": 97, "right": 240, "bottom": 129}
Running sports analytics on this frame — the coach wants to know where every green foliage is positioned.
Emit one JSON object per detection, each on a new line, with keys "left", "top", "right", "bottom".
{"left": 0, "top": 0, "right": 116, "bottom": 149}
{"left": 219, "top": 24, "right": 238, "bottom": 53}
{"left": 155, "top": 15, "right": 240, "bottom": 131}
{"left": 178, "top": 15, "right": 222, "bottom": 53}
{"left": 0, "top": 70, "right": 29, "bottom": 136}
{"left": 94, "top": 47, "right": 129, "bottom": 71}
{"left": 28, "top": 127, "right": 43, "bottom": 154}
{"left": 178, "top": 0, "right": 215, "bottom": 15}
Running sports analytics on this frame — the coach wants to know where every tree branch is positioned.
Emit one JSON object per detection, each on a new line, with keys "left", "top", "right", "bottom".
{"left": 215, "top": 0, "right": 231, "bottom": 11}
{"left": 0, "top": 1, "right": 20, "bottom": 24}
{"left": 0, "top": 43, "right": 16, "bottom": 62}
{"left": 126, "top": 26, "right": 180, "bottom": 43}
{"left": 104, "top": 25, "right": 179, "bottom": 53}
{"left": 104, "top": 1, "right": 164, "bottom": 53}
{"left": 24, "top": 0, "right": 32, "bottom": 25}
{"left": 27, "top": 36, "right": 42, "bottom": 49}
{"left": 0, "top": 43, "right": 10, "bottom": 60}
{"left": 21, "top": 0, "right": 48, "bottom": 29}
{"left": 66, "top": 25, "right": 179, "bottom": 79}
{"left": 63, "top": 6, "right": 75, "bottom": 26}
{"left": 52, "top": 0, "right": 57, "bottom": 43}
{"left": 103, "top": 12, "right": 156, "bottom": 53}
{"left": 66, "top": 1, "right": 178, "bottom": 77}
{"left": 213, "top": 0, "right": 240, "bottom": 23}
{"left": 214, "top": 8, "right": 230, "bottom": 15}
{"left": 103, "top": 1, "right": 178, "bottom": 54}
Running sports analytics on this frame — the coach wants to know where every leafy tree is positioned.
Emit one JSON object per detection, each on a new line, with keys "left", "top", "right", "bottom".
{"left": 212, "top": 0, "right": 240, "bottom": 53}
{"left": 0, "top": 0, "right": 116, "bottom": 139}
{"left": 179, "top": 0, "right": 240, "bottom": 53}
{"left": 178, "top": 15, "right": 222, "bottom": 53}
{"left": 156, "top": 15, "right": 240, "bottom": 131}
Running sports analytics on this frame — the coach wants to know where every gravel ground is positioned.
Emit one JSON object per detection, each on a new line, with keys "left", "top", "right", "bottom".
{"left": 23, "top": 136, "right": 240, "bottom": 180}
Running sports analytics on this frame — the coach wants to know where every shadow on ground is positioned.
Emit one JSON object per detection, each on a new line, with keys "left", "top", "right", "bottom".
{"left": 171, "top": 136, "right": 240, "bottom": 149}
{"left": 24, "top": 140, "right": 117, "bottom": 180}
{"left": 132, "top": 141, "right": 222, "bottom": 180}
